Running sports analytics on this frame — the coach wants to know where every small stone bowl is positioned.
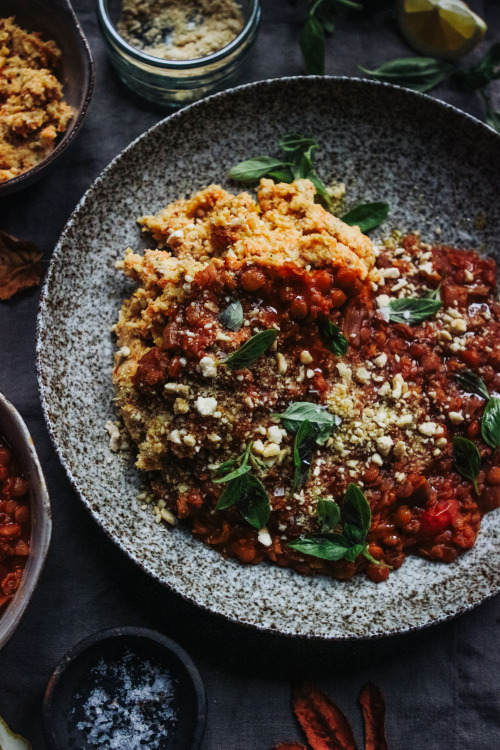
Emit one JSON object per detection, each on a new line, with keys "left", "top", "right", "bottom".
{"left": 0, "top": 0, "right": 94, "bottom": 196}
{"left": 0, "top": 392, "right": 52, "bottom": 651}
{"left": 42, "top": 627, "right": 207, "bottom": 749}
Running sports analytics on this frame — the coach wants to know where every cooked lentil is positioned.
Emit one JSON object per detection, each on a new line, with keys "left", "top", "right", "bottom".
{"left": 113, "top": 179, "right": 500, "bottom": 581}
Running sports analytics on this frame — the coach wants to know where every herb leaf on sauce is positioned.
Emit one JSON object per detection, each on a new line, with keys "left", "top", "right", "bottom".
{"left": 273, "top": 401, "right": 341, "bottom": 445}
{"left": 318, "top": 318, "right": 348, "bottom": 357}
{"left": 481, "top": 397, "right": 500, "bottom": 450}
{"left": 224, "top": 328, "right": 278, "bottom": 369}
{"left": 454, "top": 369, "right": 490, "bottom": 400}
{"left": 218, "top": 300, "right": 244, "bottom": 331}
{"left": 214, "top": 444, "right": 270, "bottom": 529}
{"left": 215, "top": 473, "right": 270, "bottom": 529}
{"left": 316, "top": 497, "right": 341, "bottom": 532}
{"left": 293, "top": 420, "right": 319, "bottom": 491}
{"left": 340, "top": 202, "right": 390, "bottom": 233}
{"left": 288, "top": 484, "right": 388, "bottom": 567}
{"left": 453, "top": 436, "right": 481, "bottom": 495}
{"left": 343, "top": 482, "right": 372, "bottom": 537}
{"left": 388, "top": 292, "right": 442, "bottom": 325}
{"left": 358, "top": 57, "right": 453, "bottom": 92}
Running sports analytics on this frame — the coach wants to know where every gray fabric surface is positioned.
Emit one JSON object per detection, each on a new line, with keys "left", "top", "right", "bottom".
{"left": 0, "top": 1, "right": 499, "bottom": 747}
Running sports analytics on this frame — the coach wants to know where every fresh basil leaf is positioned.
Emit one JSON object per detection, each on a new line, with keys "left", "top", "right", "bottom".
{"left": 216, "top": 477, "right": 242, "bottom": 510}
{"left": 288, "top": 533, "right": 352, "bottom": 561}
{"left": 213, "top": 457, "right": 238, "bottom": 476}
{"left": 388, "top": 294, "right": 442, "bottom": 325}
{"left": 343, "top": 542, "right": 367, "bottom": 562}
{"left": 224, "top": 328, "right": 278, "bottom": 369}
{"left": 456, "top": 43, "right": 500, "bottom": 91}
{"left": 307, "top": 170, "right": 333, "bottom": 209}
{"left": 273, "top": 401, "right": 340, "bottom": 445}
{"left": 215, "top": 473, "right": 270, "bottom": 529}
{"left": 293, "top": 419, "right": 318, "bottom": 491}
{"left": 316, "top": 497, "right": 341, "bottom": 532}
{"left": 484, "top": 95, "right": 500, "bottom": 134}
{"left": 318, "top": 318, "right": 348, "bottom": 357}
{"left": 343, "top": 482, "right": 371, "bottom": 537}
{"left": 300, "top": 14, "right": 325, "bottom": 75}
{"left": 268, "top": 167, "right": 295, "bottom": 182}
{"left": 340, "top": 202, "right": 390, "bottom": 233}
{"left": 454, "top": 369, "right": 490, "bottom": 400}
{"left": 453, "top": 436, "right": 481, "bottom": 495}
{"left": 359, "top": 57, "right": 453, "bottom": 92}
{"left": 342, "top": 523, "right": 364, "bottom": 545}
{"left": 279, "top": 133, "right": 319, "bottom": 155}
{"left": 291, "top": 144, "right": 318, "bottom": 180}
{"left": 213, "top": 463, "right": 251, "bottom": 484}
{"left": 481, "top": 397, "right": 500, "bottom": 449}
{"left": 236, "top": 474, "right": 270, "bottom": 529}
{"left": 228, "top": 156, "right": 291, "bottom": 183}
{"left": 218, "top": 300, "right": 243, "bottom": 332}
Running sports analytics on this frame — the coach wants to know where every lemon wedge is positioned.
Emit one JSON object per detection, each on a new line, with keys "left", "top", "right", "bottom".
{"left": 397, "top": 0, "right": 487, "bottom": 61}
{"left": 0, "top": 715, "right": 31, "bottom": 749}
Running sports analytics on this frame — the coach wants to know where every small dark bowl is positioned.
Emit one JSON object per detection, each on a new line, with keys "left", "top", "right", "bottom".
{"left": 0, "top": 0, "right": 94, "bottom": 196}
{"left": 42, "top": 627, "right": 207, "bottom": 749}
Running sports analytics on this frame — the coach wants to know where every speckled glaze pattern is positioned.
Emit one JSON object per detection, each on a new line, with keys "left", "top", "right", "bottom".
{"left": 36, "top": 78, "right": 500, "bottom": 639}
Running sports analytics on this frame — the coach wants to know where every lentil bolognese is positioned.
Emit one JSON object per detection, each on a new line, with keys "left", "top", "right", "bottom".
{"left": 112, "top": 178, "right": 500, "bottom": 582}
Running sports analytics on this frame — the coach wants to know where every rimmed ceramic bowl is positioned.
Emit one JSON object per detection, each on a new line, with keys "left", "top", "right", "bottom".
{"left": 0, "top": 392, "right": 52, "bottom": 650}
{"left": 0, "top": 0, "right": 94, "bottom": 196}
{"left": 42, "top": 627, "right": 207, "bottom": 749}
{"left": 37, "top": 77, "right": 500, "bottom": 640}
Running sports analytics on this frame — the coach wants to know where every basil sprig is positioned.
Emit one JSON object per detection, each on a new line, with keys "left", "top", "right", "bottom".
{"left": 228, "top": 133, "right": 333, "bottom": 208}
{"left": 228, "top": 133, "right": 390, "bottom": 220}
{"left": 224, "top": 328, "right": 277, "bottom": 369}
{"left": 289, "top": 484, "right": 384, "bottom": 566}
{"left": 318, "top": 318, "right": 348, "bottom": 356}
{"left": 359, "top": 57, "right": 453, "bottom": 92}
{"left": 454, "top": 370, "right": 489, "bottom": 400}
{"left": 272, "top": 401, "right": 341, "bottom": 446}
{"left": 214, "top": 443, "right": 270, "bottom": 529}
{"left": 218, "top": 300, "right": 244, "bottom": 331}
{"left": 481, "top": 397, "right": 500, "bottom": 451}
{"left": 453, "top": 436, "right": 481, "bottom": 495}
{"left": 388, "top": 288, "right": 442, "bottom": 325}
{"left": 300, "top": 0, "right": 362, "bottom": 75}
{"left": 292, "top": 419, "right": 319, "bottom": 491}
{"left": 340, "top": 202, "right": 390, "bottom": 233}
{"left": 454, "top": 371, "right": 500, "bottom": 451}
{"left": 456, "top": 43, "right": 500, "bottom": 92}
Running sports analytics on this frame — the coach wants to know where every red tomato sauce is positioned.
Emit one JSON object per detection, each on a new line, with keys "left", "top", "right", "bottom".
{"left": 0, "top": 438, "right": 30, "bottom": 614}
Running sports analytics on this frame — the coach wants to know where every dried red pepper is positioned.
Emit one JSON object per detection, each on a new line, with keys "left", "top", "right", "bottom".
{"left": 292, "top": 683, "right": 358, "bottom": 750}
{"left": 273, "top": 744, "right": 309, "bottom": 750}
{"left": 358, "top": 682, "right": 388, "bottom": 750}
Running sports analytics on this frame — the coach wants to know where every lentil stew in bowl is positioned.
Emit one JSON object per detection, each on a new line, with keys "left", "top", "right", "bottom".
{"left": 37, "top": 77, "right": 500, "bottom": 638}
{"left": 112, "top": 177, "right": 500, "bottom": 583}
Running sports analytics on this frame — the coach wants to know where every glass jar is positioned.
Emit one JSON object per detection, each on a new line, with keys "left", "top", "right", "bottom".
{"left": 97, "top": 0, "right": 261, "bottom": 108}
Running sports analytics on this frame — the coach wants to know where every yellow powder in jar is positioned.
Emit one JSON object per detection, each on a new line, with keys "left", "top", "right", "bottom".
{"left": 0, "top": 17, "right": 73, "bottom": 182}
{"left": 117, "top": 0, "right": 245, "bottom": 61}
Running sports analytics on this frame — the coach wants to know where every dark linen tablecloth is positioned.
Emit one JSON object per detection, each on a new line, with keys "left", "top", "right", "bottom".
{"left": 1, "top": 1, "right": 499, "bottom": 748}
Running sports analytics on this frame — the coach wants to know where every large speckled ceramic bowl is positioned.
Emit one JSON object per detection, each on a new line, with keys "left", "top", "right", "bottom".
{"left": 36, "top": 78, "right": 500, "bottom": 639}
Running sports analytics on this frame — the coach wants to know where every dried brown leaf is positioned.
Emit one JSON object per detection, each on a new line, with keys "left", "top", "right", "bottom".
{"left": 292, "top": 683, "right": 358, "bottom": 750}
{"left": 358, "top": 682, "right": 389, "bottom": 750}
{"left": 0, "top": 231, "right": 43, "bottom": 300}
